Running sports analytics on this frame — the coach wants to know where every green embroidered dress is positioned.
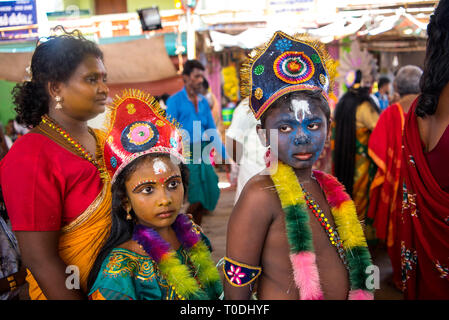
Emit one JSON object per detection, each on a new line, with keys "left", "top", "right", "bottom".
{"left": 89, "top": 244, "right": 221, "bottom": 300}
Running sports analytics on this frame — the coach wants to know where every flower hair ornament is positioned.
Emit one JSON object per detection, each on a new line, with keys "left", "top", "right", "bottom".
{"left": 100, "top": 89, "right": 186, "bottom": 184}
{"left": 240, "top": 31, "right": 337, "bottom": 120}
{"left": 336, "top": 40, "right": 377, "bottom": 89}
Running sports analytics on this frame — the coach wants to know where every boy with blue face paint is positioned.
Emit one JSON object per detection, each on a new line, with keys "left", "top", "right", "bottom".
{"left": 223, "top": 31, "right": 374, "bottom": 300}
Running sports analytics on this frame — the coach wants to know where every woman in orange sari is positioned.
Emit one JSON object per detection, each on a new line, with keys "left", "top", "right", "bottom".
{"left": 367, "top": 65, "right": 422, "bottom": 291}
{"left": 400, "top": 0, "right": 449, "bottom": 299}
{"left": 333, "top": 71, "right": 380, "bottom": 227}
{"left": 0, "top": 29, "right": 111, "bottom": 299}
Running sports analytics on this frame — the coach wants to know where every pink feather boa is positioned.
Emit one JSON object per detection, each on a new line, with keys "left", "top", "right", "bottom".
{"left": 290, "top": 252, "right": 324, "bottom": 300}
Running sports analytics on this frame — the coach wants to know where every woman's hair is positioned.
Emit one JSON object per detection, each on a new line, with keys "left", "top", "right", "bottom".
{"left": 87, "top": 153, "right": 189, "bottom": 292}
{"left": 416, "top": 0, "right": 449, "bottom": 117}
{"left": 394, "top": 65, "right": 423, "bottom": 97}
{"left": 333, "top": 74, "right": 380, "bottom": 196}
{"left": 260, "top": 89, "right": 331, "bottom": 129}
{"left": 12, "top": 27, "right": 104, "bottom": 127}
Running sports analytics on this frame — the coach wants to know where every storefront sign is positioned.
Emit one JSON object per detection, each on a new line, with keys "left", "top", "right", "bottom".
{"left": 0, "top": 0, "right": 38, "bottom": 41}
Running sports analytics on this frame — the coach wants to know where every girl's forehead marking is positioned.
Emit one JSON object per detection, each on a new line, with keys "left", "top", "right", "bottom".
{"left": 152, "top": 159, "right": 168, "bottom": 175}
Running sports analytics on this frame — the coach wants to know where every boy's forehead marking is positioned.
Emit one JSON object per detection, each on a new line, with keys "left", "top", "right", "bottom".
{"left": 290, "top": 99, "right": 312, "bottom": 122}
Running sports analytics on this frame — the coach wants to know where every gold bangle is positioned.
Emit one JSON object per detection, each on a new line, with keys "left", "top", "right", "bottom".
{"left": 7, "top": 275, "right": 17, "bottom": 291}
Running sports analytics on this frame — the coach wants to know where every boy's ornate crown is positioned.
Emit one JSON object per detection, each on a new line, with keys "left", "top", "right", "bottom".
{"left": 240, "top": 31, "right": 336, "bottom": 120}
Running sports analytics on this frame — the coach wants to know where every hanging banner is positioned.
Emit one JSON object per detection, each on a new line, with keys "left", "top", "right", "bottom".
{"left": 0, "top": 0, "right": 38, "bottom": 41}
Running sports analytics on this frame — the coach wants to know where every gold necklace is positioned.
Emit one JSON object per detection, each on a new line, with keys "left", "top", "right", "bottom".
{"left": 40, "top": 114, "right": 99, "bottom": 168}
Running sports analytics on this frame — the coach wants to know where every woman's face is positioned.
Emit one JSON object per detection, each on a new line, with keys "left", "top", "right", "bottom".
{"left": 124, "top": 156, "right": 184, "bottom": 231}
{"left": 264, "top": 96, "right": 328, "bottom": 170}
{"left": 57, "top": 55, "right": 109, "bottom": 121}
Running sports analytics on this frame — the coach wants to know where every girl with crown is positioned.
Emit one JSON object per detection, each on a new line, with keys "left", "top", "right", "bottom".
{"left": 87, "top": 90, "right": 222, "bottom": 300}
{"left": 223, "top": 31, "right": 375, "bottom": 300}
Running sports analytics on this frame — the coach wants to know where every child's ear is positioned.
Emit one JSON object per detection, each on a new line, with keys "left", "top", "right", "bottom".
{"left": 122, "top": 197, "right": 131, "bottom": 213}
{"left": 256, "top": 124, "right": 269, "bottom": 147}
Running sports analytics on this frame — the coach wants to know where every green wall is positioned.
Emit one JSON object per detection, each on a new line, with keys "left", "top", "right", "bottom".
{"left": 0, "top": 80, "right": 17, "bottom": 127}
{"left": 127, "top": 0, "right": 175, "bottom": 12}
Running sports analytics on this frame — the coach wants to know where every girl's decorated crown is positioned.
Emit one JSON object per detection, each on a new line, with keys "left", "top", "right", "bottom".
{"left": 240, "top": 31, "right": 336, "bottom": 120}
{"left": 101, "top": 89, "right": 185, "bottom": 184}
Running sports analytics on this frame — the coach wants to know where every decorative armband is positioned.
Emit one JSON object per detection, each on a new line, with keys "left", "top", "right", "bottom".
{"left": 223, "top": 257, "right": 262, "bottom": 287}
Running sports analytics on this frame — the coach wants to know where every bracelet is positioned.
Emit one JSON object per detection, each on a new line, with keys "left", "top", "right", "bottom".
{"left": 7, "top": 275, "right": 17, "bottom": 291}
{"left": 223, "top": 256, "right": 262, "bottom": 287}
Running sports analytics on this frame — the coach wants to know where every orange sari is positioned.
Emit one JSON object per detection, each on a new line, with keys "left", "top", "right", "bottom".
{"left": 26, "top": 130, "right": 112, "bottom": 300}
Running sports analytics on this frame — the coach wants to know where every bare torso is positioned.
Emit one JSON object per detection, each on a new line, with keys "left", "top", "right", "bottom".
{"left": 225, "top": 172, "right": 349, "bottom": 300}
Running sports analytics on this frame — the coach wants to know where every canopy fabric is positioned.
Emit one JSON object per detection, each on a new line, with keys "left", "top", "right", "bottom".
{"left": 209, "top": 11, "right": 429, "bottom": 50}
{"left": 0, "top": 35, "right": 177, "bottom": 84}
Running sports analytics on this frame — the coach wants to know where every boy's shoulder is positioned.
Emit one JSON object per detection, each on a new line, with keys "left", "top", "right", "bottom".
{"left": 245, "top": 171, "right": 275, "bottom": 193}
{"left": 236, "top": 171, "right": 280, "bottom": 210}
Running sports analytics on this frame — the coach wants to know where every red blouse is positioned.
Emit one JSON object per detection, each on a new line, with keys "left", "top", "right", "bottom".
{"left": 0, "top": 133, "right": 103, "bottom": 231}
{"left": 424, "top": 125, "right": 449, "bottom": 193}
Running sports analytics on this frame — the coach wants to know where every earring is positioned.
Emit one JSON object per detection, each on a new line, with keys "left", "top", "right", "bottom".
{"left": 55, "top": 96, "right": 63, "bottom": 110}
{"left": 264, "top": 147, "right": 271, "bottom": 168}
{"left": 126, "top": 209, "right": 132, "bottom": 220}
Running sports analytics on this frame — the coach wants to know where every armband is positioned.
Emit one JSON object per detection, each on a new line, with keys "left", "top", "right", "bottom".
{"left": 223, "top": 257, "right": 262, "bottom": 287}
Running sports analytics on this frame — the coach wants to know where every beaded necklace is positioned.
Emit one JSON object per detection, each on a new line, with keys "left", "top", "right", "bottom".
{"left": 271, "top": 161, "right": 374, "bottom": 300}
{"left": 301, "top": 183, "right": 348, "bottom": 268}
{"left": 40, "top": 114, "right": 98, "bottom": 168}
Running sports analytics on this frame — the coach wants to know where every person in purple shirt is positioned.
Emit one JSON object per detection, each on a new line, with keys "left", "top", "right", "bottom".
{"left": 166, "top": 60, "right": 229, "bottom": 225}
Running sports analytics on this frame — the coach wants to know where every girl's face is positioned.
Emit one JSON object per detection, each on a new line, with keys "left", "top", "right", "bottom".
{"left": 264, "top": 96, "right": 328, "bottom": 170}
{"left": 123, "top": 156, "right": 184, "bottom": 230}
{"left": 56, "top": 55, "right": 109, "bottom": 121}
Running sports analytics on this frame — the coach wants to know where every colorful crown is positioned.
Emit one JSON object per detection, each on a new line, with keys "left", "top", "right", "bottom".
{"left": 101, "top": 89, "right": 185, "bottom": 184}
{"left": 240, "top": 31, "right": 336, "bottom": 120}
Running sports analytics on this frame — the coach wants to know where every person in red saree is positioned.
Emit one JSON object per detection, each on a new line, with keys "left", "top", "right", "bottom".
{"left": 0, "top": 30, "right": 111, "bottom": 299}
{"left": 367, "top": 65, "right": 422, "bottom": 291}
{"left": 401, "top": 0, "right": 449, "bottom": 299}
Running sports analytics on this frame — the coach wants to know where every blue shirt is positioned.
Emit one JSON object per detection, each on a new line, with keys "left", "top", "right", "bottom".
{"left": 166, "top": 87, "right": 227, "bottom": 161}
{"left": 373, "top": 91, "right": 389, "bottom": 111}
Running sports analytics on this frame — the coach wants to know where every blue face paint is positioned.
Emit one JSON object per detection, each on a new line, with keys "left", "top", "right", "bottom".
{"left": 265, "top": 97, "right": 327, "bottom": 170}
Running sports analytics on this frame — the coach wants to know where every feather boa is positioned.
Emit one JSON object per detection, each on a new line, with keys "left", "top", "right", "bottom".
{"left": 132, "top": 214, "right": 222, "bottom": 300}
{"left": 271, "top": 162, "right": 374, "bottom": 300}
